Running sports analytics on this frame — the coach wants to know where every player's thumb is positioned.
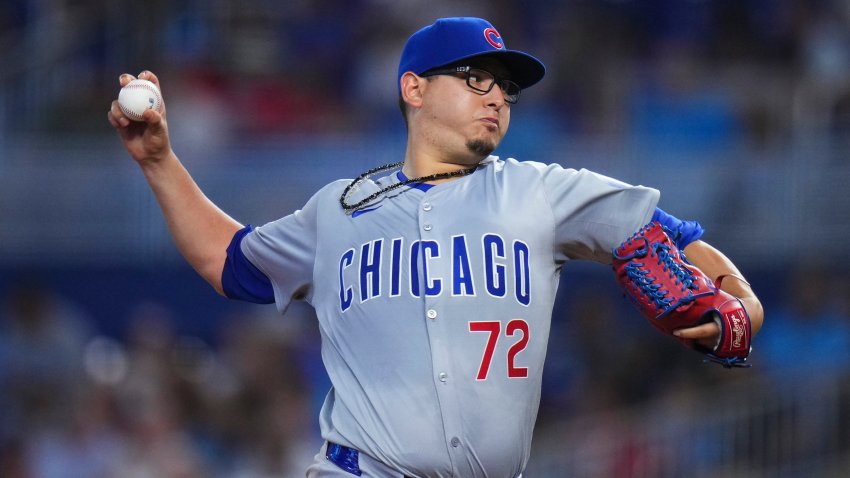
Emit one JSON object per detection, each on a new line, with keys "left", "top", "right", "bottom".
{"left": 137, "top": 109, "right": 172, "bottom": 158}
{"left": 141, "top": 107, "right": 163, "bottom": 124}
{"left": 141, "top": 108, "right": 167, "bottom": 135}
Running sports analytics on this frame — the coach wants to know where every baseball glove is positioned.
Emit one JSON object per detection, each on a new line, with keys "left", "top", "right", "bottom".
{"left": 612, "top": 222, "right": 751, "bottom": 368}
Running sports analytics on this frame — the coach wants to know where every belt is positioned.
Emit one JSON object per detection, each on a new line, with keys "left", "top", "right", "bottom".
{"left": 326, "top": 442, "right": 362, "bottom": 476}
{"left": 326, "top": 442, "right": 413, "bottom": 478}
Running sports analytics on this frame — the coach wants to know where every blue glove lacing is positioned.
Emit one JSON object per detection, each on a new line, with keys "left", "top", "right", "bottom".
{"left": 652, "top": 242, "right": 699, "bottom": 293}
{"left": 624, "top": 262, "right": 672, "bottom": 311}
{"left": 623, "top": 241, "right": 702, "bottom": 314}
{"left": 702, "top": 351, "right": 753, "bottom": 368}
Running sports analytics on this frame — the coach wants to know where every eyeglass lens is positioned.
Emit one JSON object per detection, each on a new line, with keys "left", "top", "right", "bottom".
{"left": 466, "top": 68, "right": 520, "bottom": 103}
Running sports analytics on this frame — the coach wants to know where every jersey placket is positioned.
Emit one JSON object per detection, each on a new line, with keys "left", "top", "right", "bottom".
{"left": 417, "top": 191, "right": 467, "bottom": 475}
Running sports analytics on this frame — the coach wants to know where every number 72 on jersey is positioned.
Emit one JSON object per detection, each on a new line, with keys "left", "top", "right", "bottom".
{"left": 469, "top": 319, "right": 530, "bottom": 380}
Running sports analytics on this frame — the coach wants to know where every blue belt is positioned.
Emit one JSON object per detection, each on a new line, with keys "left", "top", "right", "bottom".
{"left": 326, "top": 442, "right": 362, "bottom": 476}
{"left": 326, "top": 442, "right": 413, "bottom": 477}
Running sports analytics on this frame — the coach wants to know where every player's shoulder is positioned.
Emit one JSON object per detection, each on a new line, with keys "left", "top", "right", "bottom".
{"left": 311, "top": 177, "right": 382, "bottom": 201}
{"left": 293, "top": 179, "right": 349, "bottom": 208}
{"left": 267, "top": 179, "right": 352, "bottom": 221}
{"left": 492, "top": 156, "right": 644, "bottom": 184}
{"left": 321, "top": 173, "right": 399, "bottom": 213}
{"left": 483, "top": 155, "right": 580, "bottom": 179}
{"left": 325, "top": 178, "right": 355, "bottom": 195}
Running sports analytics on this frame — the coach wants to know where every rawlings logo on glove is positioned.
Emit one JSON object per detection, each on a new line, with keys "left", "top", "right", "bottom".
{"left": 612, "top": 222, "right": 752, "bottom": 368}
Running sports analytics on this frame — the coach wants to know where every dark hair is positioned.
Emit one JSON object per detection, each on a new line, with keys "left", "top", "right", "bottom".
{"left": 398, "top": 94, "right": 409, "bottom": 130}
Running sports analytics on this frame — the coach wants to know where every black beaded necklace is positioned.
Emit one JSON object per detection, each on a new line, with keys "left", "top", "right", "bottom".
{"left": 339, "top": 161, "right": 478, "bottom": 214}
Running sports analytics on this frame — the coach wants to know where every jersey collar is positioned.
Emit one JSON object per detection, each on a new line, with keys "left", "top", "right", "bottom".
{"left": 395, "top": 171, "right": 436, "bottom": 192}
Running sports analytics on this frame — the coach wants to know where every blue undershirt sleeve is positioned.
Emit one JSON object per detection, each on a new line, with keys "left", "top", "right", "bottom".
{"left": 651, "top": 207, "right": 705, "bottom": 250}
{"left": 221, "top": 225, "right": 275, "bottom": 304}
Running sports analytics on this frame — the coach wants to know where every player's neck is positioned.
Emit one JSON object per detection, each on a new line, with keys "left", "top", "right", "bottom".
{"left": 403, "top": 148, "right": 482, "bottom": 184}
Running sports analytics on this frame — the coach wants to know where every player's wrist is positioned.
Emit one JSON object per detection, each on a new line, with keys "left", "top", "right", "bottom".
{"left": 137, "top": 148, "right": 179, "bottom": 176}
{"left": 738, "top": 296, "right": 764, "bottom": 334}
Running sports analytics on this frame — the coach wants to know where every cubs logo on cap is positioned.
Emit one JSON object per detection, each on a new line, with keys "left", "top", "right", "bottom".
{"left": 483, "top": 27, "right": 504, "bottom": 49}
{"left": 397, "top": 17, "right": 546, "bottom": 92}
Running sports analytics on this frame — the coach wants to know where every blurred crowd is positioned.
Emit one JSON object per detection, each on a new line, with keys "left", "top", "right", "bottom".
{"left": 2, "top": 0, "right": 850, "bottom": 151}
{"left": 0, "top": 280, "right": 328, "bottom": 478}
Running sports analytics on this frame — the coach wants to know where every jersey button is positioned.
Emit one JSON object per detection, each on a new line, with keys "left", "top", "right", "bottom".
{"left": 438, "top": 372, "right": 448, "bottom": 382}
{"left": 450, "top": 437, "right": 460, "bottom": 447}
{"left": 422, "top": 202, "right": 432, "bottom": 211}
{"left": 423, "top": 223, "right": 433, "bottom": 231}
{"left": 426, "top": 309, "right": 437, "bottom": 320}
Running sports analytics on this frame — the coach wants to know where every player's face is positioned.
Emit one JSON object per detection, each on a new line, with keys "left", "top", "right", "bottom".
{"left": 419, "top": 58, "right": 512, "bottom": 162}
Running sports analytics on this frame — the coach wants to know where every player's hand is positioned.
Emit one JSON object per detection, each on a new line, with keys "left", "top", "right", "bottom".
{"left": 107, "top": 71, "right": 172, "bottom": 165}
{"left": 673, "top": 321, "right": 720, "bottom": 349}
{"left": 672, "top": 286, "right": 760, "bottom": 350}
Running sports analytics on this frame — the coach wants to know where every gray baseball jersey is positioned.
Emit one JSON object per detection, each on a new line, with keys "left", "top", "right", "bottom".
{"left": 239, "top": 156, "right": 659, "bottom": 477}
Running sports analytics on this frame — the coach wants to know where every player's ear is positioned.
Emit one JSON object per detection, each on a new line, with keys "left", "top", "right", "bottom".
{"left": 400, "top": 72, "right": 425, "bottom": 109}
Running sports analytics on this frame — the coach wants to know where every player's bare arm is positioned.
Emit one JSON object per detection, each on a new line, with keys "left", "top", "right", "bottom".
{"left": 678, "top": 240, "right": 764, "bottom": 339}
{"left": 108, "top": 71, "right": 242, "bottom": 294}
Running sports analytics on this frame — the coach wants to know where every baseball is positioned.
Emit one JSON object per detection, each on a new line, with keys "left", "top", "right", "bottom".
{"left": 118, "top": 79, "right": 163, "bottom": 121}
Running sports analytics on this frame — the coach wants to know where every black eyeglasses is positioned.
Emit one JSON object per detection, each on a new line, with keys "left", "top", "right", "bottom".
{"left": 421, "top": 66, "right": 521, "bottom": 104}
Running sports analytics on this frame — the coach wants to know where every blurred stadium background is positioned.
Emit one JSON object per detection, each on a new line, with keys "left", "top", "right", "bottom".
{"left": 2, "top": 1, "right": 850, "bottom": 477}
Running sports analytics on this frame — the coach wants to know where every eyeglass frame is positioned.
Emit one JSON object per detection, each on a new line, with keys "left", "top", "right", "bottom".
{"left": 419, "top": 66, "right": 521, "bottom": 104}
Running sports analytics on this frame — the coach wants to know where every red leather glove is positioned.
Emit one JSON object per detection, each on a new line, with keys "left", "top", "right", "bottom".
{"left": 613, "top": 222, "right": 752, "bottom": 368}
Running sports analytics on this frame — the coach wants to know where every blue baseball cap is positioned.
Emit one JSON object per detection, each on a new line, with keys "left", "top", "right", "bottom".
{"left": 398, "top": 17, "right": 546, "bottom": 92}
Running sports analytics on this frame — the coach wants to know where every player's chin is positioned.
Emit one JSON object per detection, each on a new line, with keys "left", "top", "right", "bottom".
{"left": 465, "top": 139, "right": 496, "bottom": 157}
{"left": 465, "top": 138, "right": 498, "bottom": 158}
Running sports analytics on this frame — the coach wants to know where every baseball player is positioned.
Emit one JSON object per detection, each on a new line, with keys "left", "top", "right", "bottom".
{"left": 108, "top": 17, "right": 763, "bottom": 478}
